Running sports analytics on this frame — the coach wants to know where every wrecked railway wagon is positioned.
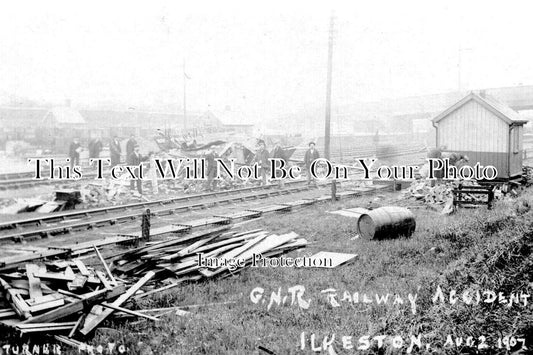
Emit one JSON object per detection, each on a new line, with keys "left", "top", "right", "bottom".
{"left": 432, "top": 92, "right": 528, "bottom": 180}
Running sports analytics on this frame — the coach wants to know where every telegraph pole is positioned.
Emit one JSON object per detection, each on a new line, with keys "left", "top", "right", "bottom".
{"left": 457, "top": 48, "right": 462, "bottom": 92}
{"left": 325, "top": 14, "right": 335, "bottom": 201}
{"left": 457, "top": 47, "right": 472, "bottom": 92}
{"left": 183, "top": 59, "right": 187, "bottom": 132}
{"left": 325, "top": 15, "right": 334, "bottom": 160}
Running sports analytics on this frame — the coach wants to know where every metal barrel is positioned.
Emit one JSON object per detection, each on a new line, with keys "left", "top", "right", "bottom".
{"left": 357, "top": 206, "right": 416, "bottom": 240}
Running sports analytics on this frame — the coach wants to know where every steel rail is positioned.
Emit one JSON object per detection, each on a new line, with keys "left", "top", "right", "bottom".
{"left": 0, "top": 180, "right": 320, "bottom": 241}
{"left": 0, "top": 180, "right": 312, "bottom": 230}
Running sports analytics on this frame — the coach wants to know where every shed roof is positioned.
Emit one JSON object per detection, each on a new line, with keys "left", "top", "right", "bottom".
{"left": 432, "top": 92, "right": 528, "bottom": 125}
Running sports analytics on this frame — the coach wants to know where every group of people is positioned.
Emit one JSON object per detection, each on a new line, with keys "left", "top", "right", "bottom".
{"left": 68, "top": 135, "right": 323, "bottom": 196}
{"left": 68, "top": 134, "right": 139, "bottom": 167}
{"left": 68, "top": 134, "right": 157, "bottom": 195}
{"left": 204, "top": 140, "right": 321, "bottom": 191}
{"left": 257, "top": 140, "right": 321, "bottom": 186}
{"left": 426, "top": 145, "right": 470, "bottom": 183}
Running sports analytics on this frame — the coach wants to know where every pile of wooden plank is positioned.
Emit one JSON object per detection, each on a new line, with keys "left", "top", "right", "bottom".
{"left": 0, "top": 226, "right": 305, "bottom": 347}
{"left": 0, "top": 255, "right": 129, "bottom": 337}
{"left": 112, "top": 226, "right": 307, "bottom": 283}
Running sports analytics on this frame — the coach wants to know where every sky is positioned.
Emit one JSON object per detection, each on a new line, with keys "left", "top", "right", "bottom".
{"left": 1, "top": 0, "right": 532, "bottom": 121}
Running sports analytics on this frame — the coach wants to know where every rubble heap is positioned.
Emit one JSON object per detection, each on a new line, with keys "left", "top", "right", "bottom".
{"left": 404, "top": 181, "right": 455, "bottom": 205}
{"left": 403, "top": 180, "right": 504, "bottom": 212}
{"left": 0, "top": 227, "right": 305, "bottom": 348}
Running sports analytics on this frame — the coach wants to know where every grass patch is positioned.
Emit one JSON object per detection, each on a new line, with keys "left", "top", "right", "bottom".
{"left": 5, "top": 189, "right": 532, "bottom": 354}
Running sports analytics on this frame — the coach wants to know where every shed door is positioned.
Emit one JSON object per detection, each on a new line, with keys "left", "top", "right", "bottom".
{"left": 509, "top": 126, "right": 523, "bottom": 177}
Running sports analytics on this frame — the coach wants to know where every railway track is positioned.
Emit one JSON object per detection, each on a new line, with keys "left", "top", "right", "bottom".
{"left": 0, "top": 147, "right": 426, "bottom": 190}
{"left": 0, "top": 171, "right": 36, "bottom": 181}
{"left": 0, "top": 179, "right": 329, "bottom": 242}
{"left": 0, "top": 170, "right": 107, "bottom": 190}
{"left": 291, "top": 143, "right": 426, "bottom": 162}
{"left": 0, "top": 155, "right": 96, "bottom": 181}
{"left": 0, "top": 182, "right": 393, "bottom": 270}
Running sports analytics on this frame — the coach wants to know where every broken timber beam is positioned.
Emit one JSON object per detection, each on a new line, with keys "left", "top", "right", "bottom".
{"left": 23, "top": 285, "right": 126, "bottom": 324}
{"left": 26, "top": 264, "right": 43, "bottom": 299}
{"left": 0, "top": 277, "right": 31, "bottom": 319}
{"left": 100, "top": 303, "right": 159, "bottom": 321}
{"left": 79, "top": 271, "right": 155, "bottom": 335}
{"left": 93, "top": 245, "right": 117, "bottom": 285}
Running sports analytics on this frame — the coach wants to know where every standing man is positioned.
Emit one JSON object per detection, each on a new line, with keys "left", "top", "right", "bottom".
{"left": 109, "top": 136, "right": 122, "bottom": 167}
{"left": 127, "top": 145, "right": 145, "bottom": 195}
{"left": 69, "top": 137, "right": 81, "bottom": 170}
{"left": 428, "top": 145, "right": 447, "bottom": 178}
{"left": 271, "top": 141, "right": 287, "bottom": 188}
{"left": 88, "top": 139, "right": 94, "bottom": 159}
{"left": 89, "top": 137, "right": 103, "bottom": 160}
{"left": 204, "top": 146, "right": 218, "bottom": 191}
{"left": 126, "top": 134, "right": 137, "bottom": 157}
{"left": 428, "top": 145, "right": 447, "bottom": 185}
{"left": 254, "top": 140, "right": 270, "bottom": 186}
{"left": 304, "top": 142, "right": 320, "bottom": 186}
{"left": 428, "top": 145, "right": 446, "bottom": 160}
{"left": 146, "top": 152, "right": 159, "bottom": 195}
{"left": 185, "top": 133, "right": 194, "bottom": 148}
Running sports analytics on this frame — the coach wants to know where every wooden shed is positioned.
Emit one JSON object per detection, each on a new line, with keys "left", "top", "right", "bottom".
{"left": 432, "top": 92, "right": 528, "bottom": 180}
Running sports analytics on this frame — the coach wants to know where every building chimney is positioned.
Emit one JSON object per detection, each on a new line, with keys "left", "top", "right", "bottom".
{"left": 479, "top": 90, "right": 486, "bottom": 98}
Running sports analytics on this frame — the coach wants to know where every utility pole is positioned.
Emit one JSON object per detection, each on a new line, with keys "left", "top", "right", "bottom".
{"left": 183, "top": 59, "right": 187, "bottom": 133}
{"left": 457, "top": 47, "right": 472, "bottom": 92}
{"left": 325, "top": 14, "right": 334, "bottom": 160}
{"left": 325, "top": 14, "right": 335, "bottom": 201}
{"left": 457, "top": 49, "right": 462, "bottom": 92}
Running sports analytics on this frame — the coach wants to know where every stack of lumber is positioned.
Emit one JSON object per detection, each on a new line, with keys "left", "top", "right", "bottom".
{"left": 0, "top": 256, "right": 129, "bottom": 337}
{"left": 0, "top": 226, "right": 305, "bottom": 346}
{"left": 112, "top": 226, "right": 307, "bottom": 283}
